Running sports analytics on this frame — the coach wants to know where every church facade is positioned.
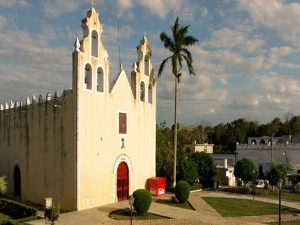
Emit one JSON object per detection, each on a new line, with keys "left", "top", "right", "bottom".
{"left": 0, "top": 7, "right": 156, "bottom": 211}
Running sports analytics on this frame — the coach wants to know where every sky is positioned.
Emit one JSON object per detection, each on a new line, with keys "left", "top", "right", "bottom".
{"left": 0, "top": 0, "right": 300, "bottom": 126}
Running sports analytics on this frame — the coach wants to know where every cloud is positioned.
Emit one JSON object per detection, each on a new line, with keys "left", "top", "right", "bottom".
{"left": 266, "top": 46, "right": 294, "bottom": 68}
{"left": 203, "top": 28, "right": 264, "bottom": 52}
{"left": 0, "top": 28, "right": 71, "bottom": 103}
{"left": 42, "top": 0, "right": 103, "bottom": 18}
{"left": 238, "top": 0, "right": 300, "bottom": 46}
{"left": 229, "top": 93, "right": 261, "bottom": 110}
{"left": 117, "top": 0, "right": 133, "bottom": 12}
{"left": 254, "top": 73, "right": 300, "bottom": 97}
{"left": 0, "top": 0, "right": 16, "bottom": 8}
{"left": 138, "top": 0, "right": 183, "bottom": 19}
{"left": 0, "top": 15, "right": 7, "bottom": 29}
{"left": 42, "top": 0, "right": 82, "bottom": 18}
{"left": 0, "top": 0, "right": 30, "bottom": 8}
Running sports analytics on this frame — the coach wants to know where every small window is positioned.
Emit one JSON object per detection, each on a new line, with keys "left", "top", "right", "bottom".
{"left": 140, "top": 82, "right": 145, "bottom": 102}
{"left": 119, "top": 113, "right": 127, "bottom": 134}
{"left": 91, "top": 30, "right": 98, "bottom": 57}
{"left": 144, "top": 56, "right": 150, "bottom": 76}
{"left": 84, "top": 64, "right": 92, "bottom": 90}
{"left": 148, "top": 84, "right": 152, "bottom": 103}
{"left": 97, "top": 67, "right": 104, "bottom": 92}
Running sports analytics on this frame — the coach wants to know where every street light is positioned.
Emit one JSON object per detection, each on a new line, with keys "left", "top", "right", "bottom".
{"left": 129, "top": 195, "right": 135, "bottom": 225}
{"left": 278, "top": 179, "right": 283, "bottom": 225}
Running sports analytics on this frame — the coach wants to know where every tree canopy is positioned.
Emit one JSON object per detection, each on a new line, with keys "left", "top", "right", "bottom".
{"left": 268, "top": 164, "right": 287, "bottom": 186}
{"left": 234, "top": 158, "right": 258, "bottom": 183}
{"left": 191, "top": 152, "right": 216, "bottom": 179}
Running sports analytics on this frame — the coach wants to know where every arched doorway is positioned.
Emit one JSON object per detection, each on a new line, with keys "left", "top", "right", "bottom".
{"left": 117, "top": 162, "right": 129, "bottom": 201}
{"left": 13, "top": 165, "right": 21, "bottom": 197}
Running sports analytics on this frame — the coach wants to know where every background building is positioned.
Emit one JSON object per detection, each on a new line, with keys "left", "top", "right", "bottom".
{"left": 236, "top": 136, "right": 300, "bottom": 176}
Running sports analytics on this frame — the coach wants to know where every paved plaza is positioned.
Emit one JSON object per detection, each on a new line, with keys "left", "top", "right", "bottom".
{"left": 25, "top": 190, "right": 300, "bottom": 225}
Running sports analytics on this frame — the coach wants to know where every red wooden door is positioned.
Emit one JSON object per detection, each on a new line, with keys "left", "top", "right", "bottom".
{"left": 117, "top": 162, "right": 129, "bottom": 201}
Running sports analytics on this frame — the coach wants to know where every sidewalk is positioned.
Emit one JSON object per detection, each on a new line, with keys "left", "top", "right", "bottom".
{"left": 25, "top": 190, "right": 299, "bottom": 225}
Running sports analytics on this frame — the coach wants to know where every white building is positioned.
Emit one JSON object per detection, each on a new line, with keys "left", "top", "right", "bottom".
{"left": 0, "top": 6, "right": 156, "bottom": 211}
{"left": 236, "top": 136, "right": 300, "bottom": 176}
{"left": 184, "top": 141, "right": 214, "bottom": 154}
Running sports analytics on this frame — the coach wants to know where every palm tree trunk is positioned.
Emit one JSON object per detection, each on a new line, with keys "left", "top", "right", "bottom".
{"left": 173, "top": 76, "right": 179, "bottom": 188}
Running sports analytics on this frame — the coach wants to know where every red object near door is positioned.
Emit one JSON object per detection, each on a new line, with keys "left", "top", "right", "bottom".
{"left": 148, "top": 177, "right": 166, "bottom": 196}
{"left": 117, "top": 162, "right": 129, "bottom": 201}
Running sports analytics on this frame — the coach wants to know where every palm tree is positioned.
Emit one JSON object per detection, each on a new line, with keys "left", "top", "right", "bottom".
{"left": 158, "top": 17, "right": 198, "bottom": 187}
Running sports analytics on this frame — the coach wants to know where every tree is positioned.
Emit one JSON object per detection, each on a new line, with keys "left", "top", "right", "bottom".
{"left": 177, "top": 154, "right": 199, "bottom": 185}
{"left": 0, "top": 176, "right": 7, "bottom": 195}
{"left": 158, "top": 17, "right": 198, "bottom": 187}
{"left": 268, "top": 164, "right": 287, "bottom": 189}
{"left": 156, "top": 121, "right": 173, "bottom": 186}
{"left": 234, "top": 158, "right": 258, "bottom": 184}
{"left": 191, "top": 152, "right": 216, "bottom": 179}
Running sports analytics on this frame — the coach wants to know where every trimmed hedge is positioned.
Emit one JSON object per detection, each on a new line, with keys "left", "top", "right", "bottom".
{"left": 0, "top": 198, "right": 37, "bottom": 222}
{"left": 132, "top": 189, "right": 152, "bottom": 215}
{"left": 0, "top": 215, "right": 38, "bottom": 225}
{"left": 222, "top": 186, "right": 251, "bottom": 194}
{"left": 175, "top": 181, "right": 191, "bottom": 203}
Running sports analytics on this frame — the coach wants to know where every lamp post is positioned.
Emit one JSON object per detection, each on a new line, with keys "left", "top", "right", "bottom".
{"left": 278, "top": 179, "right": 283, "bottom": 225}
{"left": 129, "top": 195, "right": 134, "bottom": 225}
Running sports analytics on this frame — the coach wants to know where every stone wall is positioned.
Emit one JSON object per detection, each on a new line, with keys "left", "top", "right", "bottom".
{"left": 0, "top": 90, "right": 76, "bottom": 210}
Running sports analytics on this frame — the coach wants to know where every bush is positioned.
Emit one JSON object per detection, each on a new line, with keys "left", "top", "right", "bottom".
{"left": 0, "top": 176, "right": 7, "bottom": 195}
{"left": 132, "top": 189, "right": 151, "bottom": 215}
{"left": 45, "top": 203, "right": 60, "bottom": 225}
{"left": 0, "top": 198, "right": 37, "bottom": 219}
{"left": 249, "top": 188, "right": 257, "bottom": 195}
{"left": 177, "top": 157, "right": 199, "bottom": 185}
{"left": 223, "top": 186, "right": 250, "bottom": 194}
{"left": 175, "top": 181, "right": 190, "bottom": 203}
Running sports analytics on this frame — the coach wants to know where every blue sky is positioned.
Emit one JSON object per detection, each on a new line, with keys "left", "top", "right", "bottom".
{"left": 0, "top": 0, "right": 300, "bottom": 126}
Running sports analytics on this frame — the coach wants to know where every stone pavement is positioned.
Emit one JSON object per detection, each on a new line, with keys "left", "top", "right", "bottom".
{"left": 25, "top": 190, "right": 300, "bottom": 225}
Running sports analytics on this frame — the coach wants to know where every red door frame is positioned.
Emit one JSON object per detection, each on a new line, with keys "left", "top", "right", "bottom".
{"left": 117, "top": 162, "right": 129, "bottom": 201}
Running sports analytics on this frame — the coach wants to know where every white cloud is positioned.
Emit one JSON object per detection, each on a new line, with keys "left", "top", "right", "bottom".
{"left": 255, "top": 74, "right": 300, "bottom": 97}
{"left": 43, "top": 0, "right": 82, "bottom": 18}
{"left": 0, "top": 0, "right": 15, "bottom": 8}
{"left": 266, "top": 46, "right": 294, "bottom": 68}
{"left": 139, "top": 0, "right": 184, "bottom": 19}
{"left": 0, "top": 15, "right": 7, "bottom": 29}
{"left": 0, "top": 0, "right": 29, "bottom": 8}
{"left": 117, "top": 0, "right": 133, "bottom": 12}
{"left": 203, "top": 28, "right": 264, "bottom": 52}
{"left": 239, "top": 0, "right": 300, "bottom": 46}
{"left": 229, "top": 93, "right": 261, "bottom": 110}
{"left": 200, "top": 7, "right": 208, "bottom": 17}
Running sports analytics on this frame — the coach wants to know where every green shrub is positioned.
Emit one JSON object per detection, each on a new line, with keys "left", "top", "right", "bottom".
{"left": 132, "top": 189, "right": 152, "bottom": 215}
{"left": 45, "top": 203, "right": 60, "bottom": 225}
{"left": 249, "top": 188, "right": 257, "bottom": 195}
{"left": 175, "top": 181, "right": 190, "bottom": 203}
{"left": 1, "top": 220, "right": 20, "bottom": 225}
{"left": 239, "top": 186, "right": 251, "bottom": 194}
{"left": 0, "top": 198, "right": 37, "bottom": 219}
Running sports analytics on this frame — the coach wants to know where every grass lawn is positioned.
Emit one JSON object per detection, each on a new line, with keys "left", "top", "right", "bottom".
{"left": 222, "top": 187, "right": 300, "bottom": 201}
{"left": 155, "top": 199, "right": 194, "bottom": 210}
{"left": 255, "top": 189, "right": 300, "bottom": 201}
{"left": 203, "top": 197, "right": 300, "bottom": 217}
{"left": 109, "top": 209, "right": 169, "bottom": 220}
{"left": 0, "top": 212, "right": 10, "bottom": 223}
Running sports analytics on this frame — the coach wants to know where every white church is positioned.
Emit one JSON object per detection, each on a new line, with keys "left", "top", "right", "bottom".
{"left": 0, "top": 6, "right": 156, "bottom": 211}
